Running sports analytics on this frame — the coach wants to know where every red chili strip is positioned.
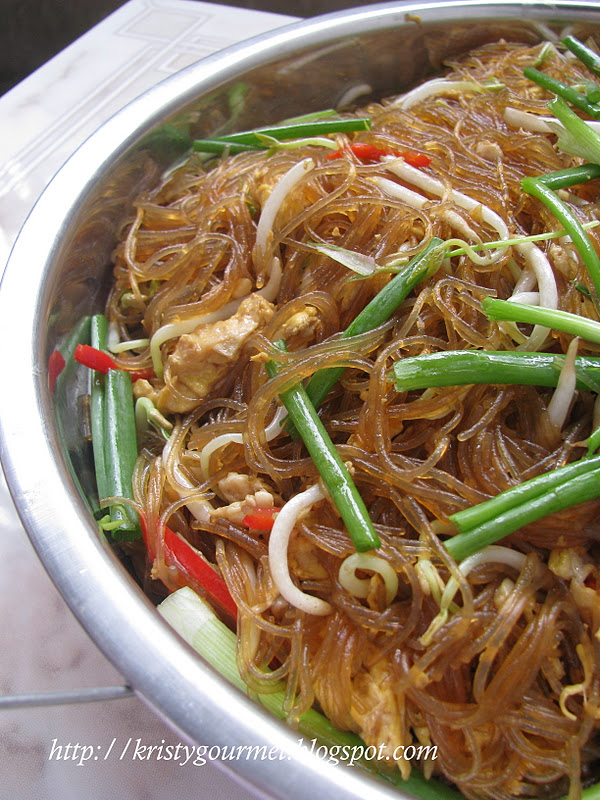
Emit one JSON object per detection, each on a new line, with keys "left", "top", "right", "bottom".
{"left": 326, "top": 142, "right": 431, "bottom": 167}
{"left": 139, "top": 516, "right": 237, "bottom": 619}
{"left": 48, "top": 349, "right": 66, "bottom": 392}
{"left": 164, "top": 528, "right": 238, "bottom": 620}
{"left": 242, "top": 507, "right": 278, "bottom": 531}
{"left": 398, "top": 152, "right": 432, "bottom": 168}
{"left": 75, "top": 343, "right": 116, "bottom": 372}
{"left": 74, "top": 343, "right": 154, "bottom": 382}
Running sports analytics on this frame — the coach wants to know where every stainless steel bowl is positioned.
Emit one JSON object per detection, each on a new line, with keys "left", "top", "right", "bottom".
{"left": 1, "top": 2, "right": 599, "bottom": 798}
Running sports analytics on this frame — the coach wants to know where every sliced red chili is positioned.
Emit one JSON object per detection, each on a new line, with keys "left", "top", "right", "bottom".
{"left": 139, "top": 516, "right": 237, "bottom": 619}
{"left": 164, "top": 528, "right": 238, "bottom": 620}
{"left": 75, "top": 343, "right": 154, "bottom": 383}
{"left": 398, "top": 151, "right": 432, "bottom": 168}
{"left": 242, "top": 507, "right": 278, "bottom": 531}
{"left": 326, "top": 142, "right": 431, "bottom": 167}
{"left": 75, "top": 343, "right": 117, "bottom": 373}
{"left": 48, "top": 349, "right": 66, "bottom": 392}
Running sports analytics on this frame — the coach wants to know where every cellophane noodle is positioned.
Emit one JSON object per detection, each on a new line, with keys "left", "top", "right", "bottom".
{"left": 105, "top": 41, "right": 600, "bottom": 800}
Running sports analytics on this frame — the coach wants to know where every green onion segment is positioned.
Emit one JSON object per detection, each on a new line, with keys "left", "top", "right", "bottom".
{"left": 446, "top": 456, "right": 600, "bottom": 561}
{"left": 521, "top": 174, "right": 600, "bottom": 297}
{"left": 90, "top": 314, "right": 109, "bottom": 506}
{"left": 482, "top": 296, "right": 600, "bottom": 344}
{"left": 392, "top": 349, "right": 600, "bottom": 393}
{"left": 88, "top": 313, "right": 140, "bottom": 541}
{"left": 193, "top": 118, "right": 371, "bottom": 154}
{"left": 265, "top": 239, "right": 444, "bottom": 551}
{"left": 534, "top": 163, "right": 600, "bottom": 190}
{"left": 390, "top": 346, "right": 600, "bottom": 559}
{"left": 304, "top": 237, "right": 445, "bottom": 412}
{"left": 523, "top": 66, "right": 600, "bottom": 119}
{"left": 548, "top": 96, "right": 600, "bottom": 165}
{"left": 449, "top": 454, "right": 600, "bottom": 534}
{"left": 562, "top": 35, "right": 600, "bottom": 79}
{"left": 266, "top": 355, "right": 380, "bottom": 553}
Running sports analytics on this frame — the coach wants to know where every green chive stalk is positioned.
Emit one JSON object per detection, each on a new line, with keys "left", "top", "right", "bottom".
{"left": 212, "top": 118, "right": 371, "bottom": 144}
{"left": 535, "top": 163, "right": 600, "bottom": 190}
{"left": 582, "top": 785, "right": 600, "bottom": 800}
{"left": 193, "top": 118, "right": 371, "bottom": 154}
{"left": 266, "top": 354, "right": 380, "bottom": 552}
{"left": 392, "top": 349, "right": 600, "bottom": 393}
{"left": 448, "top": 454, "right": 600, "bottom": 538}
{"left": 562, "top": 35, "right": 600, "bottom": 78}
{"left": 90, "top": 314, "right": 109, "bottom": 507}
{"left": 102, "top": 368, "right": 141, "bottom": 541}
{"left": 520, "top": 174, "right": 600, "bottom": 298}
{"left": 548, "top": 96, "right": 600, "bottom": 169}
{"left": 523, "top": 66, "right": 600, "bottom": 119}
{"left": 446, "top": 458, "right": 600, "bottom": 561}
{"left": 482, "top": 296, "right": 600, "bottom": 344}
{"left": 87, "top": 314, "right": 140, "bottom": 542}
{"left": 391, "top": 347, "right": 600, "bottom": 560}
{"left": 304, "top": 238, "right": 445, "bottom": 412}
{"left": 588, "top": 425, "right": 600, "bottom": 456}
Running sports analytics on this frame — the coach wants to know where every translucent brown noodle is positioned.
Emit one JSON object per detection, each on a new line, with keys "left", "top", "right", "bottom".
{"left": 106, "top": 41, "right": 600, "bottom": 800}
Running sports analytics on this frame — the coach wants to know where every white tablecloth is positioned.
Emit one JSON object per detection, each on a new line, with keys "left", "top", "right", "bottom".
{"left": 0, "top": 2, "right": 297, "bottom": 797}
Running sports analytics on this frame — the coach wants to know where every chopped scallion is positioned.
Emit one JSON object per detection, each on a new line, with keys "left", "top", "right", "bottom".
{"left": 193, "top": 118, "right": 371, "bottom": 155}
{"left": 304, "top": 238, "right": 445, "bottom": 413}
{"left": 392, "top": 349, "right": 600, "bottom": 393}
{"left": 521, "top": 173, "right": 600, "bottom": 297}
{"left": 103, "top": 368, "right": 141, "bottom": 541}
{"left": 534, "top": 163, "right": 600, "bottom": 190}
{"left": 448, "top": 454, "right": 600, "bottom": 537}
{"left": 523, "top": 66, "right": 600, "bottom": 119}
{"left": 213, "top": 118, "right": 371, "bottom": 144}
{"left": 562, "top": 35, "right": 600, "bottom": 78}
{"left": 548, "top": 96, "right": 600, "bottom": 164}
{"left": 266, "top": 350, "right": 380, "bottom": 553}
{"left": 90, "top": 314, "right": 109, "bottom": 509}
{"left": 446, "top": 456, "right": 600, "bottom": 561}
{"left": 86, "top": 314, "right": 141, "bottom": 542}
{"left": 587, "top": 424, "right": 600, "bottom": 456}
{"left": 482, "top": 296, "right": 600, "bottom": 344}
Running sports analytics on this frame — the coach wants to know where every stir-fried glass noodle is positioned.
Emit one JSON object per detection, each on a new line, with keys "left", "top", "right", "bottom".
{"left": 95, "top": 39, "right": 600, "bottom": 800}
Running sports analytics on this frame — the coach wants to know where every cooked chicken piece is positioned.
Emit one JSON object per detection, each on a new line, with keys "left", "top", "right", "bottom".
{"left": 288, "top": 531, "right": 328, "bottom": 580}
{"left": 549, "top": 242, "right": 579, "bottom": 280}
{"left": 155, "top": 293, "right": 274, "bottom": 414}
{"left": 133, "top": 377, "right": 161, "bottom": 406}
{"left": 210, "top": 472, "right": 280, "bottom": 525}
{"left": 217, "top": 472, "right": 276, "bottom": 504}
{"left": 351, "top": 658, "right": 412, "bottom": 778}
{"left": 278, "top": 306, "right": 320, "bottom": 349}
